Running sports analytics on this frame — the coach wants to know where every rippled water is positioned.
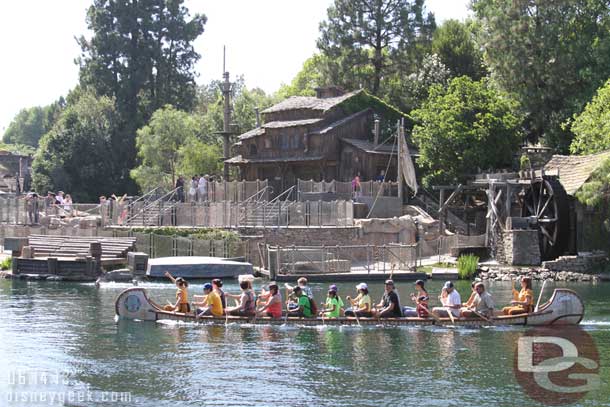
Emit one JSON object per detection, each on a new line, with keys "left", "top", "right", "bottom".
{"left": 0, "top": 278, "right": 608, "bottom": 406}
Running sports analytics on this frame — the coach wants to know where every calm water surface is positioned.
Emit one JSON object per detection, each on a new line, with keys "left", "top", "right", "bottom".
{"left": 0, "top": 279, "right": 608, "bottom": 407}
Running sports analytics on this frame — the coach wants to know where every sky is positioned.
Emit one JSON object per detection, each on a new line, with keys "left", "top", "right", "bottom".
{"left": 0, "top": 0, "right": 471, "bottom": 133}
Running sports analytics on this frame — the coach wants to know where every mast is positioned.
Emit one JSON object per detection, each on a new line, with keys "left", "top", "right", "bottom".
{"left": 397, "top": 120, "right": 403, "bottom": 202}
{"left": 221, "top": 46, "right": 233, "bottom": 180}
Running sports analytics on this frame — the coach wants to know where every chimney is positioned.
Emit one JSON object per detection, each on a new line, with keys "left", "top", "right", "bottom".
{"left": 315, "top": 86, "right": 345, "bottom": 99}
{"left": 374, "top": 119, "right": 380, "bottom": 146}
{"left": 254, "top": 107, "right": 261, "bottom": 127}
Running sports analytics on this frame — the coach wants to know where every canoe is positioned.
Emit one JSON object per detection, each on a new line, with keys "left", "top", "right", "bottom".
{"left": 146, "top": 256, "right": 253, "bottom": 279}
{"left": 115, "top": 287, "right": 584, "bottom": 327}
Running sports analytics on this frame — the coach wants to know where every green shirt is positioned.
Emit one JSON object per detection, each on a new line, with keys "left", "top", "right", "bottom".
{"left": 298, "top": 295, "right": 313, "bottom": 317}
{"left": 324, "top": 297, "right": 342, "bottom": 318}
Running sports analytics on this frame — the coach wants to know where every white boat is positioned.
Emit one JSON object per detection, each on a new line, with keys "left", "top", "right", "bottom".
{"left": 146, "top": 256, "right": 253, "bottom": 279}
{"left": 115, "top": 287, "right": 584, "bottom": 327}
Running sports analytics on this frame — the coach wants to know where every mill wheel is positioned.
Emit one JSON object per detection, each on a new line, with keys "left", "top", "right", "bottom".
{"left": 520, "top": 177, "right": 570, "bottom": 260}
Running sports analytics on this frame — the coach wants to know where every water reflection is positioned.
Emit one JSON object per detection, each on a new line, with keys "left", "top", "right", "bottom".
{"left": 1, "top": 279, "right": 609, "bottom": 406}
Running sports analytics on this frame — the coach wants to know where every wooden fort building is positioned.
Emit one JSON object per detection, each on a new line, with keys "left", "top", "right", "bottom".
{"left": 226, "top": 87, "right": 411, "bottom": 192}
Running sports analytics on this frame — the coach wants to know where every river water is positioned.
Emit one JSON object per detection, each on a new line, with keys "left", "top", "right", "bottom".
{"left": 0, "top": 278, "right": 608, "bottom": 407}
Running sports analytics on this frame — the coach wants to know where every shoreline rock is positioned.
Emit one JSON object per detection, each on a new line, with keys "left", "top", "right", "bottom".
{"left": 479, "top": 266, "right": 599, "bottom": 282}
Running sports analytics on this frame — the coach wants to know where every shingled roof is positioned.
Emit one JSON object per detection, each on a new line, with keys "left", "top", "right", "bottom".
{"left": 544, "top": 150, "right": 610, "bottom": 195}
{"left": 238, "top": 118, "right": 324, "bottom": 141}
{"left": 261, "top": 90, "right": 363, "bottom": 114}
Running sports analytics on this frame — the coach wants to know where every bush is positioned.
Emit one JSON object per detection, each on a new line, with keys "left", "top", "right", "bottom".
{"left": 0, "top": 257, "right": 12, "bottom": 270}
{"left": 129, "top": 227, "right": 242, "bottom": 256}
{"left": 457, "top": 254, "right": 479, "bottom": 280}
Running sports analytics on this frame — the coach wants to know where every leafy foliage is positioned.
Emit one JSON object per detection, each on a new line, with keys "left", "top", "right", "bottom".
{"left": 77, "top": 0, "right": 206, "bottom": 193}
{"left": 575, "top": 158, "right": 610, "bottom": 209}
{"left": 2, "top": 99, "right": 65, "bottom": 147}
{"left": 411, "top": 77, "right": 522, "bottom": 186}
{"left": 130, "top": 227, "right": 241, "bottom": 254}
{"left": 31, "top": 91, "right": 118, "bottom": 202}
{"left": 431, "top": 19, "right": 486, "bottom": 80}
{"left": 473, "top": 0, "right": 610, "bottom": 152}
{"left": 570, "top": 79, "right": 610, "bottom": 155}
{"left": 317, "top": 0, "right": 435, "bottom": 96}
{"left": 0, "top": 256, "right": 12, "bottom": 270}
{"left": 457, "top": 254, "right": 479, "bottom": 280}
{"left": 131, "top": 105, "right": 202, "bottom": 191}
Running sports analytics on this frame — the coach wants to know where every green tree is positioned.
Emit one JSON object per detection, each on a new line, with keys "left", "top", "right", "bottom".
{"left": 570, "top": 79, "right": 610, "bottom": 155}
{"left": 3, "top": 98, "right": 65, "bottom": 147}
{"left": 431, "top": 19, "right": 486, "bottom": 80}
{"left": 317, "top": 0, "right": 435, "bottom": 95}
{"left": 276, "top": 54, "right": 328, "bottom": 98}
{"left": 77, "top": 0, "right": 206, "bottom": 192}
{"left": 130, "top": 105, "right": 201, "bottom": 191}
{"left": 473, "top": 0, "right": 610, "bottom": 152}
{"left": 177, "top": 138, "right": 222, "bottom": 178}
{"left": 411, "top": 76, "right": 522, "bottom": 186}
{"left": 32, "top": 92, "right": 118, "bottom": 201}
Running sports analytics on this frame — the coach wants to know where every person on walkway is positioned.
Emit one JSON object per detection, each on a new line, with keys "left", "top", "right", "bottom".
{"left": 502, "top": 277, "right": 534, "bottom": 315}
{"left": 63, "top": 194, "right": 73, "bottom": 217}
{"left": 176, "top": 176, "right": 185, "bottom": 202}
{"left": 257, "top": 282, "right": 283, "bottom": 319}
{"left": 432, "top": 281, "right": 461, "bottom": 318}
{"left": 345, "top": 283, "right": 372, "bottom": 317}
{"left": 461, "top": 282, "right": 495, "bottom": 318}
{"left": 352, "top": 173, "right": 361, "bottom": 199}
{"left": 163, "top": 271, "right": 190, "bottom": 313}
{"left": 212, "top": 278, "right": 226, "bottom": 309}
{"left": 286, "top": 286, "right": 314, "bottom": 318}
{"left": 188, "top": 176, "right": 198, "bottom": 202}
{"left": 373, "top": 279, "right": 402, "bottom": 318}
{"left": 193, "top": 283, "right": 223, "bottom": 317}
{"left": 197, "top": 174, "right": 208, "bottom": 202}
{"left": 25, "top": 192, "right": 39, "bottom": 225}
{"left": 225, "top": 281, "right": 256, "bottom": 317}
{"left": 319, "top": 285, "right": 343, "bottom": 318}
{"left": 403, "top": 280, "right": 429, "bottom": 317}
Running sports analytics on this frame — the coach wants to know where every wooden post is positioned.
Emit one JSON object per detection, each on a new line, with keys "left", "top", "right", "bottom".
{"left": 439, "top": 188, "right": 446, "bottom": 235}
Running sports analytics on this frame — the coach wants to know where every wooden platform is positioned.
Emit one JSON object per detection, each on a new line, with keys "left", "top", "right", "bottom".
{"left": 26, "top": 234, "right": 136, "bottom": 258}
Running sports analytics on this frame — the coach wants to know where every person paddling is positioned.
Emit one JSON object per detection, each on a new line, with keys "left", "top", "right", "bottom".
{"left": 403, "top": 280, "right": 429, "bottom": 317}
{"left": 502, "top": 276, "right": 534, "bottom": 315}
{"left": 287, "top": 286, "right": 314, "bottom": 318}
{"left": 432, "top": 281, "right": 461, "bottom": 318}
{"left": 257, "top": 282, "right": 283, "bottom": 319}
{"left": 345, "top": 283, "right": 372, "bottom": 317}
{"left": 372, "top": 279, "right": 402, "bottom": 318}
{"left": 193, "top": 283, "right": 223, "bottom": 318}
{"left": 163, "top": 271, "right": 190, "bottom": 313}
{"left": 319, "top": 285, "right": 343, "bottom": 318}
{"left": 225, "top": 281, "right": 256, "bottom": 317}
{"left": 212, "top": 278, "right": 226, "bottom": 310}
{"left": 460, "top": 282, "right": 494, "bottom": 318}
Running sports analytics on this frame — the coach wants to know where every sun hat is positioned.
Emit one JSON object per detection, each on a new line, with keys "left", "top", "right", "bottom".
{"left": 356, "top": 283, "right": 368, "bottom": 290}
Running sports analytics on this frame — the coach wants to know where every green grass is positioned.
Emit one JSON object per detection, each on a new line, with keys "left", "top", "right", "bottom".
{"left": 457, "top": 254, "right": 479, "bottom": 280}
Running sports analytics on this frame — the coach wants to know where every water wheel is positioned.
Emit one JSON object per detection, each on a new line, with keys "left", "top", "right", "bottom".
{"left": 520, "top": 177, "right": 570, "bottom": 260}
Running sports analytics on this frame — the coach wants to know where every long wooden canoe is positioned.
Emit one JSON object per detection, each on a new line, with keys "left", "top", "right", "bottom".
{"left": 115, "top": 287, "right": 584, "bottom": 327}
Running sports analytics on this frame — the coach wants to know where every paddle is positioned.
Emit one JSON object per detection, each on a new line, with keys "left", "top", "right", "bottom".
{"left": 470, "top": 308, "right": 494, "bottom": 325}
{"left": 417, "top": 303, "right": 441, "bottom": 322}
{"left": 444, "top": 307, "right": 456, "bottom": 324}
{"left": 346, "top": 296, "right": 361, "bottom": 327}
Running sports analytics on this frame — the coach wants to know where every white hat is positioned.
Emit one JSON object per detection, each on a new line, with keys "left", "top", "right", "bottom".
{"left": 356, "top": 283, "right": 368, "bottom": 290}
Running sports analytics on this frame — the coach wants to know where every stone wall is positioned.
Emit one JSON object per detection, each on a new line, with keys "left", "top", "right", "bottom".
{"left": 542, "top": 251, "right": 608, "bottom": 273}
{"left": 502, "top": 229, "right": 541, "bottom": 266}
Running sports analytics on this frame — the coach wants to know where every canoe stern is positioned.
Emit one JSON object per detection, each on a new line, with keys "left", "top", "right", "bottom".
{"left": 115, "top": 287, "right": 158, "bottom": 321}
